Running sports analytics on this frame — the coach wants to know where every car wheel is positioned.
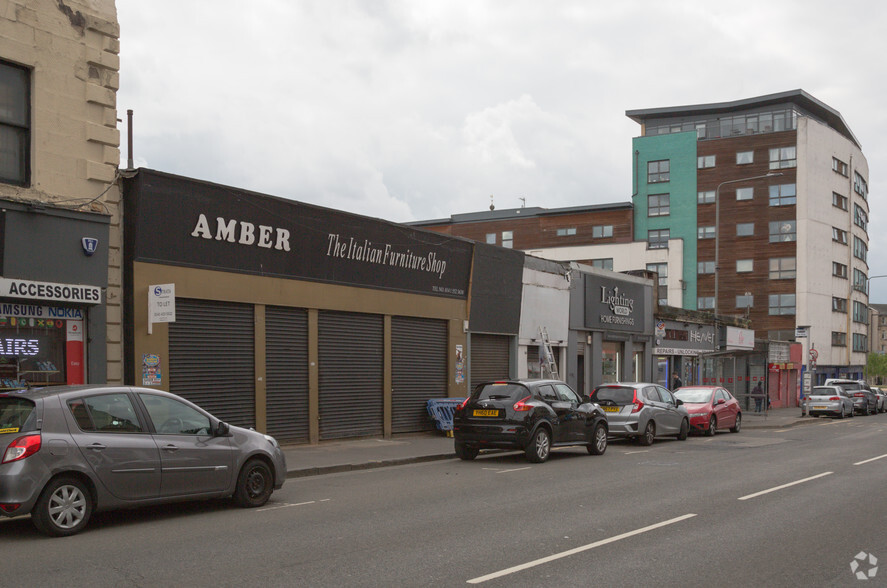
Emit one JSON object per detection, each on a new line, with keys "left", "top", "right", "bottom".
{"left": 677, "top": 419, "right": 689, "bottom": 441}
{"left": 234, "top": 458, "right": 274, "bottom": 508}
{"left": 525, "top": 428, "right": 551, "bottom": 463}
{"left": 730, "top": 413, "right": 742, "bottom": 433}
{"left": 705, "top": 416, "right": 717, "bottom": 437}
{"left": 32, "top": 476, "right": 92, "bottom": 537}
{"left": 455, "top": 442, "right": 479, "bottom": 461}
{"left": 637, "top": 421, "right": 655, "bottom": 446}
{"left": 849, "top": 407, "right": 854, "bottom": 418}
{"left": 838, "top": 407, "right": 845, "bottom": 419}
{"left": 587, "top": 422, "right": 607, "bottom": 455}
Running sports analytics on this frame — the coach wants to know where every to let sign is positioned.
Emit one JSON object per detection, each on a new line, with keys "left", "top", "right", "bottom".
{"left": 148, "top": 284, "right": 175, "bottom": 334}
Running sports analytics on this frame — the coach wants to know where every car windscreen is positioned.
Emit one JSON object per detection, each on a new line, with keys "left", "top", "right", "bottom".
{"left": 0, "top": 396, "right": 37, "bottom": 434}
{"left": 674, "top": 389, "right": 714, "bottom": 403}
{"left": 475, "top": 383, "right": 526, "bottom": 402}
{"left": 590, "top": 386, "right": 634, "bottom": 405}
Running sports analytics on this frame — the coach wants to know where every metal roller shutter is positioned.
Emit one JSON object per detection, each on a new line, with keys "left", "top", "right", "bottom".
{"left": 318, "top": 311, "right": 383, "bottom": 439}
{"left": 169, "top": 299, "right": 256, "bottom": 428}
{"left": 265, "top": 306, "right": 309, "bottom": 443}
{"left": 391, "top": 316, "right": 448, "bottom": 433}
{"left": 470, "top": 334, "right": 510, "bottom": 392}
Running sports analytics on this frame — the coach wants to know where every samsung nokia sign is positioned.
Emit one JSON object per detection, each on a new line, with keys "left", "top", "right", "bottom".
{"left": 126, "top": 171, "right": 472, "bottom": 299}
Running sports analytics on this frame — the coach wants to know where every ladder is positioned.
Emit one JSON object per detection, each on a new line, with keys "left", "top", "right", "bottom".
{"left": 539, "top": 327, "right": 559, "bottom": 379}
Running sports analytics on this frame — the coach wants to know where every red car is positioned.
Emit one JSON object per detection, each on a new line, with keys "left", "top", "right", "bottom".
{"left": 673, "top": 386, "right": 741, "bottom": 436}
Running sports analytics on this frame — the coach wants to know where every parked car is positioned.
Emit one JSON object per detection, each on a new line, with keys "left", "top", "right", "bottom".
{"left": 673, "top": 386, "right": 741, "bottom": 435}
{"left": 452, "top": 379, "right": 608, "bottom": 463}
{"left": 871, "top": 387, "right": 887, "bottom": 413}
{"left": 825, "top": 379, "right": 878, "bottom": 415}
{"left": 806, "top": 385, "right": 854, "bottom": 419}
{"left": 0, "top": 385, "right": 287, "bottom": 537}
{"left": 588, "top": 383, "right": 689, "bottom": 445}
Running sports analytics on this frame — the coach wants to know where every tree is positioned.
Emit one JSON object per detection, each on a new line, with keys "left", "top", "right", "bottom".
{"left": 865, "top": 352, "right": 887, "bottom": 384}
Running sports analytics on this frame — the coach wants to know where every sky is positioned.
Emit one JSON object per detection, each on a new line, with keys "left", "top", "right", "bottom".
{"left": 115, "top": 0, "right": 887, "bottom": 299}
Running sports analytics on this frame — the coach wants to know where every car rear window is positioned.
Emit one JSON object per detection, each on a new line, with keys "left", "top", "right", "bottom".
{"left": 811, "top": 388, "right": 838, "bottom": 395}
{"left": 590, "top": 386, "right": 634, "bottom": 405}
{"left": 475, "top": 383, "right": 527, "bottom": 401}
{"left": 0, "top": 396, "right": 37, "bottom": 434}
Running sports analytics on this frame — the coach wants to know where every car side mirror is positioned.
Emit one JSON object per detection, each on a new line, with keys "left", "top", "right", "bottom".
{"left": 215, "top": 421, "right": 230, "bottom": 437}
{"left": 716, "top": 398, "right": 726, "bottom": 405}
{"left": 675, "top": 398, "right": 683, "bottom": 406}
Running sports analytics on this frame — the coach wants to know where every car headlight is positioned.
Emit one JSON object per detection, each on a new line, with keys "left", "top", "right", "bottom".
{"left": 263, "top": 434, "right": 279, "bottom": 448}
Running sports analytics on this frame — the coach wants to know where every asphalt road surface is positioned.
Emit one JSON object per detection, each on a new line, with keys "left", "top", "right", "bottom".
{"left": 3, "top": 416, "right": 887, "bottom": 587}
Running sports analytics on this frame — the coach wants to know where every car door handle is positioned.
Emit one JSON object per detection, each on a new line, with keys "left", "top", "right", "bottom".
{"left": 161, "top": 444, "right": 180, "bottom": 452}
{"left": 88, "top": 443, "right": 106, "bottom": 451}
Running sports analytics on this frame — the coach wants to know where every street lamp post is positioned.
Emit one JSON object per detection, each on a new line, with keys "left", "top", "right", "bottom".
{"left": 713, "top": 171, "right": 783, "bottom": 316}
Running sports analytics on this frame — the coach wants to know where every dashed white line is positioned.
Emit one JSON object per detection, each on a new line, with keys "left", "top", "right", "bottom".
{"left": 854, "top": 453, "right": 887, "bottom": 466}
{"left": 737, "top": 472, "right": 833, "bottom": 501}
{"left": 495, "top": 467, "right": 532, "bottom": 474}
{"left": 258, "top": 499, "right": 330, "bottom": 512}
{"left": 466, "top": 513, "right": 697, "bottom": 584}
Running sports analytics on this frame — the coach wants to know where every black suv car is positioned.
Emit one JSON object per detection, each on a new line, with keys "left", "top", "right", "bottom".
{"left": 452, "top": 379, "right": 608, "bottom": 463}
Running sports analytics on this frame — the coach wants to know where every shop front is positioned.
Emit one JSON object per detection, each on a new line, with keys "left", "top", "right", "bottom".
{"left": 0, "top": 200, "right": 109, "bottom": 389}
{"left": 568, "top": 267, "right": 654, "bottom": 392}
{"left": 122, "top": 170, "right": 473, "bottom": 443}
{"left": 653, "top": 318, "right": 717, "bottom": 389}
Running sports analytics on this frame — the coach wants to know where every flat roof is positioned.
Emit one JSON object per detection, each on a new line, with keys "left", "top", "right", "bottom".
{"left": 409, "top": 201, "right": 632, "bottom": 227}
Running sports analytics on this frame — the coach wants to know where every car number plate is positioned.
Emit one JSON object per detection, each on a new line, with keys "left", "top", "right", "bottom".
{"left": 812, "top": 405, "right": 828, "bottom": 410}
{"left": 472, "top": 409, "right": 499, "bottom": 417}
{"left": 602, "top": 406, "right": 620, "bottom": 413}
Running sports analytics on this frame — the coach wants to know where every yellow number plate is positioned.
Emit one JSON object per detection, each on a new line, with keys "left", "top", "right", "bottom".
{"left": 602, "top": 406, "right": 620, "bottom": 413}
{"left": 472, "top": 409, "right": 499, "bottom": 417}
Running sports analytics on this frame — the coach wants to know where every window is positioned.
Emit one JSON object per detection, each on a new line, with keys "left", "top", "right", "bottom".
{"left": 854, "top": 236, "right": 868, "bottom": 263}
{"left": 0, "top": 60, "right": 30, "bottom": 186}
{"left": 832, "top": 227, "right": 848, "bottom": 244}
{"left": 853, "top": 300, "right": 868, "bottom": 323}
{"left": 139, "top": 393, "right": 212, "bottom": 435}
{"left": 833, "top": 297, "right": 847, "bottom": 313}
{"left": 769, "top": 146, "right": 796, "bottom": 169}
{"left": 647, "top": 262, "right": 668, "bottom": 305}
{"left": 833, "top": 192, "right": 848, "bottom": 210}
{"left": 648, "top": 193, "right": 670, "bottom": 216}
{"left": 502, "top": 230, "right": 513, "bottom": 248}
{"left": 832, "top": 331, "right": 847, "bottom": 347}
{"left": 697, "top": 155, "right": 715, "bottom": 169}
{"left": 556, "top": 227, "right": 577, "bottom": 237}
{"left": 648, "top": 160, "right": 670, "bottom": 183}
{"left": 769, "top": 220, "right": 795, "bottom": 242}
{"left": 68, "top": 394, "right": 144, "bottom": 433}
{"left": 833, "top": 157, "right": 848, "bottom": 176}
{"left": 853, "top": 268, "right": 867, "bottom": 293}
{"left": 648, "top": 229, "right": 669, "bottom": 249}
{"left": 698, "top": 296, "right": 715, "bottom": 310}
{"left": 769, "top": 184, "right": 796, "bottom": 206}
{"left": 593, "top": 225, "right": 613, "bottom": 239}
{"left": 591, "top": 258, "right": 613, "bottom": 270}
{"left": 698, "top": 261, "right": 715, "bottom": 274}
{"left": 698, "top": 226, "right": 716, "bottom": 239}
{"left": 737, "top": 223, "right": 754, "bottom": 237}
{"left": 769, "top": 294, "right": 796, "bottom": 315}
{"left": 736, "top": 187, "right": 754, "bottom": 201}
{"left": 698, "top": 190, "right": 715, "bottom": 204}
{"left": 769, "top": 257, "right": 796, "bottom": 279}
{"left": 485, "top": 233, "right": 496, "bottom": 245}
{"left": 853, "top": 333, "right": 868, "bottom": 352}
{"left": 854, "top": 172, "right": 868, "bottom": 199}
{"left": 833, "top": 262, "right": 848, "bottom": 278}
{"left": 736, "top": 294, "right": 754, "bottom": 308}
{"left": 854, "top": 204, "right": 868, "bottom": 231}
{"left": 736, "top": 259, "right": 753, "bottom": 273}
{"left": 736, "top": 150, "right": 754, "bottom": 164}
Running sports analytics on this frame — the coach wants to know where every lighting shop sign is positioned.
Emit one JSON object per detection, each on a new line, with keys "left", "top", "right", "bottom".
{"left": 0, "top": 278, "right": 102, "bottom": 305}
{"left": 584, "top": 274, "right": 646, "bottom": 333}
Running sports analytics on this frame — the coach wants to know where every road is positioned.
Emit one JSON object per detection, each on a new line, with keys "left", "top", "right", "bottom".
{"left": 2, "top": 416, "right": 886, "bottom": 587}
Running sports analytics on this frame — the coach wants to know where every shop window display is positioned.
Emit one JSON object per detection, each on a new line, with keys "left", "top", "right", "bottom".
{"left": 0, "top": 312, "right": 78, "bottom": 390}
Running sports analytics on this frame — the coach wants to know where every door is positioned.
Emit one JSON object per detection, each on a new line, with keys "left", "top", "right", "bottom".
{"left": 554, "top": 383, "right": 586, "bottom": 442}
{"left": 653, "top": 385, "right": 683, "bottom": 434}
{"left": 137, "top": 392, "right": 234, "bottom": 497}
{"left": 66, "top": 393, "right": 161, "bottom": 500}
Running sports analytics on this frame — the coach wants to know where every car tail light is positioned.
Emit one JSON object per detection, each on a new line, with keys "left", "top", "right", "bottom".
{"left": 631, "top": 391, "right": 644, "bottom": 413}
{"left": 829, "top": 397, "right": 841, "bottom": 401}
{"left": 2, "top": 434, "right": 41, "bottom": 464}
{"left": 854, "top": 393, "right": 865, "bottom": 398}
{"left": 456, "top": 397, "right": 470, "bottom": 411}
{"left": 0, "top": 503, "right": 21, "bottom": 513}
{"left": 513, "top": 396, "right": 533, "bottom": 411}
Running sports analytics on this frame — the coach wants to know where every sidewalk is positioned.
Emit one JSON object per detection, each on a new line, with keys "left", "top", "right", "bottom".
{"left": 280, "top": 406, "right": 817, "bottom": 479}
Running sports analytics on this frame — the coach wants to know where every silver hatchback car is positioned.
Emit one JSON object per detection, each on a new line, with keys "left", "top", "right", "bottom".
{"left": 0, "top": 385, "right": 287, "bottom": 537}
{"left": 589, "top": 382, "right": 689, "bottom": 445}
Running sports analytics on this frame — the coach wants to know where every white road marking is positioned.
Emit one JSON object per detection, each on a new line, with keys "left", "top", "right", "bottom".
{"left": 854, "top": 453, "right": 887, "bottom": 466}
{"left": 466, "top": 513, "right": 697, "bottom": 584}
{"left": 496, "top": 467, "right": 532, "bottom": 474}
{"left": 737, "top": 472, "right": 833, "bottom": 501}
{"left": 624, "top": 450, "right": 649, "bottom": 455}
{"left": 257, "top": 500, "right": 328, "bottom": 512}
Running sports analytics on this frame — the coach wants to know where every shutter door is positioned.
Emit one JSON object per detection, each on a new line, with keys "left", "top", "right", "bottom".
{"left": 265, "top": 306, "right": 309, "bottom": 443}
{"left": 318, "top": 311, "right": 383, "bottom": 440}
{"left": 470, "top": 334, "right": 510, "bottom": 391}
{"left": 392, "top": 316, "right": 448, "bottom": 433}
{"left": 169, "top": 299, "right": 255, "bottom": 428}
